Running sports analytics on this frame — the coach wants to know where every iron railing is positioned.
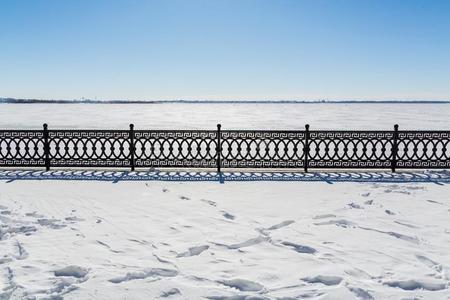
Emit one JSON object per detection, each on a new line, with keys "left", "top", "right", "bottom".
{"left": 0, "top": 124, "right": 449, "bottom": 172}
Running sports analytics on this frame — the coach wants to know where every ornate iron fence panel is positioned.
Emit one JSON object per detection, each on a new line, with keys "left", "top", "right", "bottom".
{"left": 221, "top": 130, "right": 306, "bottom": 168}
{"left": 0, "top": 130, "right": 45, "bottom": 167}
{"left": 134, "top": 130, "right": 217, "bottom": 168}
{"left": 48, "top": 130, "right": 131, "bottom": 168}
{"left": 397, "top": 131, "right": 450, "bottom": 168}
{"left": 308, "top": 131, "right": 394, "bottom": 169}
{"left": 0, "top": 125, "right": 449, "bottom": 172}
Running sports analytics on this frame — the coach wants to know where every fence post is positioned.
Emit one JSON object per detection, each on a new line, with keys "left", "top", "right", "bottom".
{"left": 304, "top": 124, "right": 310, "bottom": 172}
{"left": 43, "top": 123, "right": 51, "bottom": 171}
{"left": 216, "top": 124, "right": 223, "bottom": 183}
{"left": 391, "top": 124, "right": 399, "bottom": 172}
{"left": 129, "top": 124, "right": 135, "bottom": 171}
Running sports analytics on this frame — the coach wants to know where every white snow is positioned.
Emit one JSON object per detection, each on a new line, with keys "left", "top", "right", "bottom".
{"left": 1, "top": 178, "right": 450, "bottom": 299}
{"left": 0, "top": 103, "right": 450, "bottom": 299}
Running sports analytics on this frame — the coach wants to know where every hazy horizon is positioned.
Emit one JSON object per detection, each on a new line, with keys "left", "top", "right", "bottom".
{"left": 2, "top": 97, "right": 450, "bottom": 103}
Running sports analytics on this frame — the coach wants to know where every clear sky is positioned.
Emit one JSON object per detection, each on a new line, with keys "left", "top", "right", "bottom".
{"left": 1, "top": 0, "right": 449, "bottom": 101}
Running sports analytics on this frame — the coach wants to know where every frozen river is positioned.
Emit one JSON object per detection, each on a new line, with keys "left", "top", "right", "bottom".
{"left": 0, "top": 103, "right": 449, "bottom": 130}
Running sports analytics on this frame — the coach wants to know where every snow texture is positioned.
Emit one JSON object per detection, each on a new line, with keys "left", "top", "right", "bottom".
{"left": 1, "top": 179, "right": 449, "bottom": 299}
{"left": 0, "top": 103, "right": 449, "bottom": 299}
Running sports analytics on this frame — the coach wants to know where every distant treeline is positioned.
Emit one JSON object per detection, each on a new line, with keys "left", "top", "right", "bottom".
{"left": 1, "top": 98, "right": 449, "bottom": 104}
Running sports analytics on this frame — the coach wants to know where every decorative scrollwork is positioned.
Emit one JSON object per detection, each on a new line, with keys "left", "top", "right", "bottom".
{"left": 397, "top": 131, "right": 450, "bottom": 168}
{"left": 134, "top": 130, "right": 217, "bottom": 167}
{"left": 221, "top": 131, "right": 305, "bottom": 168}
{"left": 0, "top": 130, "right": 45, "bottom": 166}
{"left": 1, "top": 127, "right": 449, "bottom": 170}
{"left": 48, "top": 130, "right": 131, "bottom": 167}
{"left": 308, "top": 131, "right": 394, "bottom": 168}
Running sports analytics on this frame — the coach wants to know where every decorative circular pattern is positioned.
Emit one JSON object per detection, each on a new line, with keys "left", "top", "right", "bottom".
{"left": 1, "top": 129, "right": 449, "bottom": 169}
{"left": 0, "top": 131, "right": 45, "bottom": 166}
{"left": 221, "top": 131, "right": 306, "bottom": 168}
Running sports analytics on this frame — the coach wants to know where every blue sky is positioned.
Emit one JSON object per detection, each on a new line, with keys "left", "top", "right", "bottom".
{"left": 1, "top": 0, "right": 449, "bottom": 101}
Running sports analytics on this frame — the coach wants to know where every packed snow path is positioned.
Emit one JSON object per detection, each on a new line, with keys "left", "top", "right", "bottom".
{"left": 1, "top": 179, "right": 449, "bottom": 299}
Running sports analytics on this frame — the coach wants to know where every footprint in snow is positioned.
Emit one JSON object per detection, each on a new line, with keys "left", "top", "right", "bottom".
{"left": 109, "top": 268, "right": 178, "bottom": 283}
{"left": 25, "top": 212, "right": 45, "bottom": 218}
{"left": 15, "top": 241, "right": 28, "bottom": 260}
{"left": 384, "top": 279, "right": 446, "bottom": 291}
{"left": 287, "top": 292, "right": 325, "bottom": 299}
{"left": 128, "top": 238, "right": 148, "bottom": 245}
{"left": 347, "top": 203, "right": 363, "bottom": 209}
{"left": 160, "top": 288, "right": 181, "bottom": 297}
{"left": 301, "top": 275, "right": 342, "bottom": 286}
{"left": 384, "top": 188, "right": 410, "bottom": 195}
{"left": 385, "top": 209, "right": 396, "bottom": 215}
{"left": 65, "top": 216, "right": 85, "bottom": 222}
{"left": 45, "top": 278, "right": 80, "bottom": 298}
{"left": 96, "top": 240, "right": 122, "bottom": 253}
{"left": 222, "top": 212, "right": 235, "bottom": 220}
{"left": 347, "top": 287, "right": 374, "bottom": 300}
{"left": 312, "top": 214, "right": 336, "bottom": 220}
{"left": 201, "top": 199, "right": 217, "bottom": 206}
{"left": 1, "top": 224, "right": 37, "bottom": 240}
{"left": 266, "top": 220, "right": 294, "bottom": 230}
{"left": 281, "top": 241, "right": 316, "bottom": 254}
{"left": 314, "top": 219, "right": 356, "bottom": 228}
{"left": 427, "top": 199, "right": 443, "bottom": 205}
{"left": 37, "top": 218, "right": 66, "bottom": 229}
{"left": 416, "top": 255, "right": 442, "bottom": 272}
{"left": 394, "top": 220, "right": 418, "bottom": 228}
{"left": 223, "top": 236, "right": 270, "bottom": 250}
{"left": 176, "top": 245, "right": 209, "bottom": 257}
{"left": 358, "top": 226, "right": 420, "bottom": 244}
{"left": 207, "top": 296, "right": 269, "bottom": 300}
{"left": 213, "top": 236, "right": 270, "bottom": 250}
{"left": 54, "top": 266, "right": 89, "bottom": 279}
{"left": 179, "top": 196, "right": 190, "bottom": 200}
{"left": 219, "top": 278, "right": 265, "bottom": 292}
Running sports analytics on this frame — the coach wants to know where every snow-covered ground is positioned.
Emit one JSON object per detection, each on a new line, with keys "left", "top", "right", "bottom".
{"left": 1, "top": 103, "right": 450, "bottom": 299}
{"left": 1, "top": 179, "right": 450, "bottom": 299}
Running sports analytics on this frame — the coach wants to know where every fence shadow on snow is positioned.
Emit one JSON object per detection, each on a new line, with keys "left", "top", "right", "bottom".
{"left": 0, "top": 169, "right": 449, "bottom": 185}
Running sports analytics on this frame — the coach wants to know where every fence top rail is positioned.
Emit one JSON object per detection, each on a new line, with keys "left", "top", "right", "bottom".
{"left": 0, "top": 127, "right": 450, "bottom": 133}
{"left": 0, "top": 129, "right": 44, "bottom": 133}
{"left": 46, "top": 129, "right": 131, "bottom": 133}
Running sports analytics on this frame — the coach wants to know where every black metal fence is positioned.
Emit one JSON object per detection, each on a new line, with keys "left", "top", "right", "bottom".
{"left": 0, "top": 124, "right": 449, "bottom": 172}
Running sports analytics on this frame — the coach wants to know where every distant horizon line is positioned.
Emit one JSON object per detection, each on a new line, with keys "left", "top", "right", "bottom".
{"left": 1, "top": 97, "right": 450, "bottom": 104}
